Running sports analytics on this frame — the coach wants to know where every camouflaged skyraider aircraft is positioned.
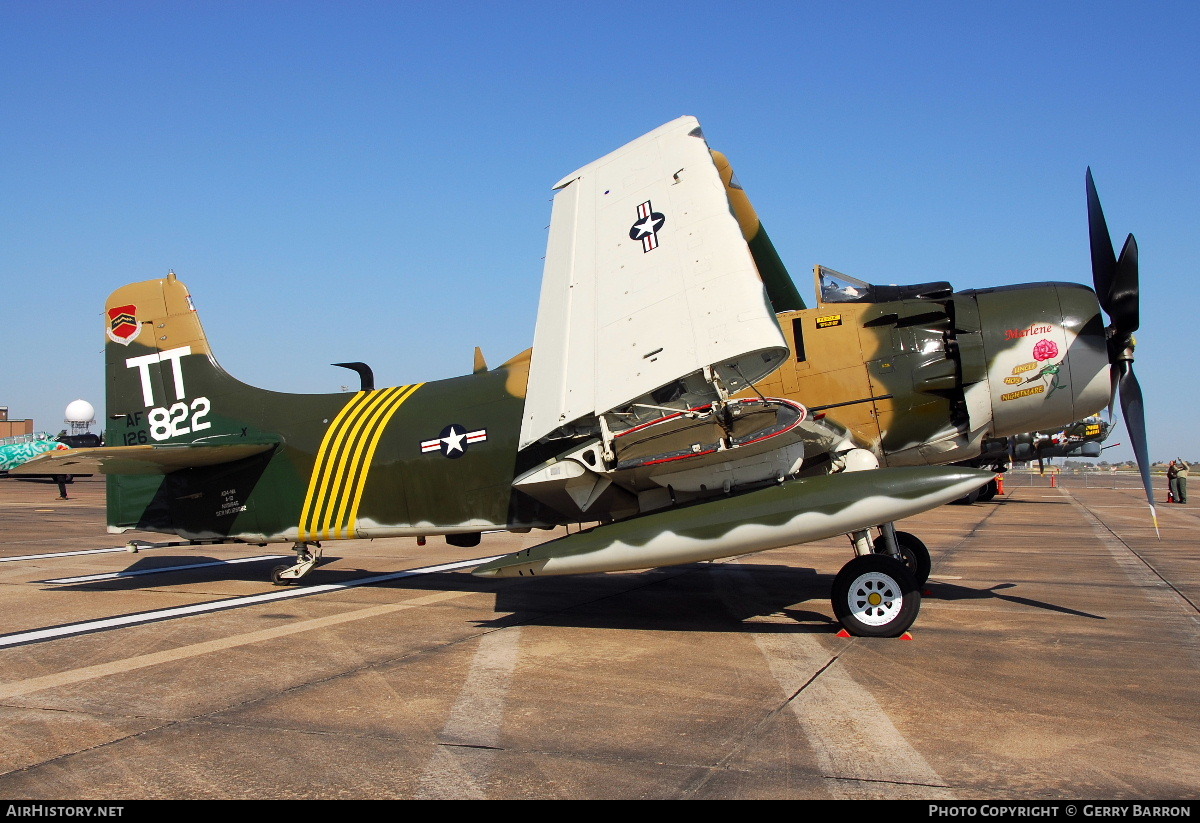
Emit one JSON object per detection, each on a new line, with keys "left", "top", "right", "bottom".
{"left": 1000, "top": 416, "right": 1113, "bottom": 476}
{"left": 14, "top": 116, "right": 995, "bottom": 638}
{"left": 715, "top": 151, "right": 1155, "bottom": 525}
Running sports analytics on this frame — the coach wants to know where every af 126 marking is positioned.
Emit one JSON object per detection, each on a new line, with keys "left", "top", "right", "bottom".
{"left": 124, "top": 345, "right": 212, "bottom": 442}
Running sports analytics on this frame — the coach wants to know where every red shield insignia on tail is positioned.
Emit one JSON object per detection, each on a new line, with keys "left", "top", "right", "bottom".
{"left": 107, "top": 305, "right": 141, "bottom": 345}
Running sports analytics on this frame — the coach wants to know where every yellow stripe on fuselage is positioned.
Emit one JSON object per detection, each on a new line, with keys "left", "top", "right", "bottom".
{"left": 298, "top": 384, "right": 423, "bottom": 541}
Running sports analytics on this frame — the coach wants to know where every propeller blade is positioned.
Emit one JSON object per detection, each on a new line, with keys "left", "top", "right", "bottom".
{"left": 1088, "top": 169, "right": 1142, "bottom": 439}
{"left": 1118, "top": 362, "right": 1158, "bottom": 537}
{"left": 1110, "top": 232, "right": 1140, "bottom": 336}
{"left": 1106, "top": 355, "right": 1122, "bottom": 421}
{"left": 1086, "top": 167, "right": 1117, "bottom": 313}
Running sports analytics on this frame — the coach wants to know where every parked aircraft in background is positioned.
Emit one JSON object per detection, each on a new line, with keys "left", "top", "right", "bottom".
{"left": 0, "top": 431, "right": 101, "bottom": 490}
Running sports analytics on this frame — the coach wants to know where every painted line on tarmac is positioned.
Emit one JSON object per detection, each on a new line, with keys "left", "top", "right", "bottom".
{"left": 39, "top": 555, "right": 292, "bottom": 584}
{"left": 0, "top": 546, "right": 160, "bottom": 563}
{"left": 0, "top": 555, "right": 504, "bottom": 650}
{"left": 415, "top": 627, "right": 524, "bottom": 799}
{"left": 700, "top": 561, "right": 956, "bottom": 800}
{"left": 1, "top": 540, "right": 259, "bottom": 564}
{"left": 0, "top": 587, "right": 491, "bottom": 701}
{"left": 1060, "top": 489, "right": 1200, "bottom": 624}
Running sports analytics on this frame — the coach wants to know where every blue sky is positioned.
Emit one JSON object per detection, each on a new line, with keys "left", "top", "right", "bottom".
{"left": 3, "top": 1, "right": 1196, "bottom": 464}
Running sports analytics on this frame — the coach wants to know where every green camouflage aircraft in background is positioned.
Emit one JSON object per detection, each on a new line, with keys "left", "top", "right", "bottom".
{"left": 15, "top": 116, "right": 1149, "bottom": 636}
{"left": 0, "top": 434, "right": 71, "bottom": 474}
{"left": 0, "top": 431, "right": 101, "bottom": 490}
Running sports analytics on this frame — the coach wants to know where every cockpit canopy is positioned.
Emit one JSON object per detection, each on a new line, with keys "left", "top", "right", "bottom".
{"left": 817, "top": 265, "right": 952, "bottom": 304}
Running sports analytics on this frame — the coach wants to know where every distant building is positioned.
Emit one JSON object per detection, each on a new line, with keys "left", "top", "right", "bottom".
{"left": 0, "top": 407, "right": 34, "bottom": 440}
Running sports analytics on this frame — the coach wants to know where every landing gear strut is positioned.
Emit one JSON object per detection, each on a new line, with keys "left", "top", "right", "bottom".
{"left": 873, "top": 526, "right": 932, "bottom": 587}
{"left": 271, "top": 541, "right": 323, "bottom": 585}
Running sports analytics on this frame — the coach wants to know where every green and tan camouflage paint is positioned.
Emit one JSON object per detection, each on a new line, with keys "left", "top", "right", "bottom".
{"left": 101, "top": 274, "right": 555, "bottom": 542}
{"left": 738, "top": 280, "right": 1109, "bottom": 467}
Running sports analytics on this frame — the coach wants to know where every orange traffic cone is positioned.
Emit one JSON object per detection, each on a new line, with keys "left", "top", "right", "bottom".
{"left": 1168, "top": 489, "right": 1175, "bottom": 503}
{"left": 1050, "top": 474, "right": 1057, "bottom": 488}
{"left": 996, "top": 475, "right": 1005, "bottom": 495}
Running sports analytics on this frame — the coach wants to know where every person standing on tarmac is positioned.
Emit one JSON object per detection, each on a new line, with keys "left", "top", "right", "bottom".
{"left": 1170, "top": 459, "right": 1189, "bottom": 504}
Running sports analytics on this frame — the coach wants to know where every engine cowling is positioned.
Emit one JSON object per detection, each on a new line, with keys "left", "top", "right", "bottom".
{"left": 957, "top": 282, "right": 1110, "bottom": 440}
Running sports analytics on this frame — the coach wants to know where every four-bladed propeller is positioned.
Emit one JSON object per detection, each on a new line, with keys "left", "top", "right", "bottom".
{"left": 1086, "top": 168, "right": 1157, "bottom": 534}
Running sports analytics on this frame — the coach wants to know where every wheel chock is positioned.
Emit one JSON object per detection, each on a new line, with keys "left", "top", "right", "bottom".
{"left": 836, "top": 628, "right": 915, "bottom": 639}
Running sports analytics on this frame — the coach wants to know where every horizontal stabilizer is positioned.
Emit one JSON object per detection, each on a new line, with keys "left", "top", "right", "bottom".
{"left": 9, "top": 442, "right": 278, "bottom": 476}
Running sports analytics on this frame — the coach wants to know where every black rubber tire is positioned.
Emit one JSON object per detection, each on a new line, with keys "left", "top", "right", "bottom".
{"left": 951, "top": 485, "right": 983, "bottom": 505}
{"left": 976, "top": 478, "right": 998, "bottom": 502}
{"left": 271, "top": 565, "right": 294, "bottom": 586}
{"left": 832, "top": 554, "right": 921, "bottom": 637}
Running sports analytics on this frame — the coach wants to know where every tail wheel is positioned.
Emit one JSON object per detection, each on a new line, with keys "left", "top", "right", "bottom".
{"left": 832, "top": 555, "right": 921, "bottom": 637}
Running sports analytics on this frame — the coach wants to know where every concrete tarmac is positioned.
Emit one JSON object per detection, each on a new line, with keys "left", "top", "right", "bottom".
{"left": 0, "top": 476, "right": 1196, "bottom": 800}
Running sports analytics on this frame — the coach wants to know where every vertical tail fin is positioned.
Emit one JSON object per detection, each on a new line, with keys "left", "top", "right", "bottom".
{"left": 102, "top": 272, "right": 324, "bottom": 539}
{"left": 105, "top": 271, "right": 219, "bottom": 443}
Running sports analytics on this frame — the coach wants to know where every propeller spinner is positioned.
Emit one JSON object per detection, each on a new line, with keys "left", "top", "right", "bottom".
{"left": 1086, "top": 168, "right": 1156, "bottom": 534}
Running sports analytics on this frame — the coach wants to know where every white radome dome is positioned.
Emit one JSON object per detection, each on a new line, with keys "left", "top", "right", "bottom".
{"left": 65, "top": 399, "right": 96, "bottom": 424}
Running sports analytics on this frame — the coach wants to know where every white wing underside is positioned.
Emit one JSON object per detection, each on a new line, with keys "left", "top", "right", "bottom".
{"left": 519, "top": 116, "right": 787, "bottom": 450}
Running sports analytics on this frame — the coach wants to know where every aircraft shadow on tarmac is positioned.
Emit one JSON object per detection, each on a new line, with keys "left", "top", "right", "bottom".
{"left": 474, "top": 563, "right": 1109, "bottom": 631}
{"left": 470, "top": 563, "right": 841, "bottom": 634}
{"left": 42, "top": 555, "right": 1104, "bottom": 628}
{"left": 37, "top": 554, "right": 292, "bottom": 590}
{"left": 990, "top": 498, "right": 1071, "bottom": 505}
{"left": 925, "top": 580, "right": 1105, "bottom": 620}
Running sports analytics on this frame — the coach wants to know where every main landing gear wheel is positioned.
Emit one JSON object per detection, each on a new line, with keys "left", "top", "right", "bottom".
{"left": 951, "top": 484, "right": 983, "bottom": 505}
{"left": 832, "top": 555, "right": 921, "bottom": 638}
{"left": 271, "top": 565, "right": 295, "bottom": 586}
{"left": 875, "top": 530, "right": 932, "bottom": 588}
{"left": 976, "top": 478, "right": 998, "bottom": 502}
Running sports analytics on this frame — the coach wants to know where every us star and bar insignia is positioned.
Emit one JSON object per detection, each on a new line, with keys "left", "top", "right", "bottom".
{"left": 421, "top": 424, "right": 487, "bottom": 459}
{"left": 628, "top": 200, "right": 666, "bottom": 252}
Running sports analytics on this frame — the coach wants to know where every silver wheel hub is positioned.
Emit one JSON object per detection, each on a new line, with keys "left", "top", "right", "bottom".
{"left": 846, "top": 571, "right": 903, "bottom": 626}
